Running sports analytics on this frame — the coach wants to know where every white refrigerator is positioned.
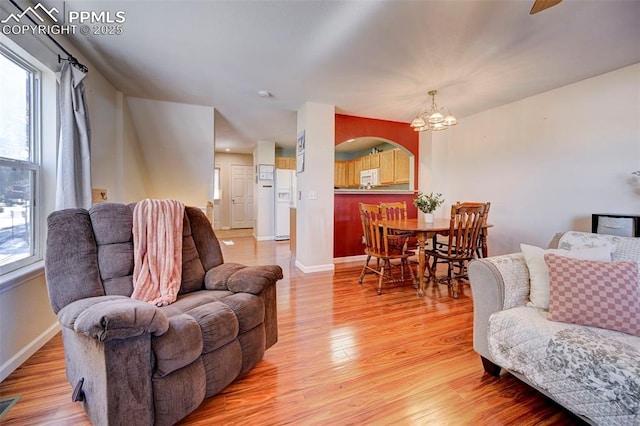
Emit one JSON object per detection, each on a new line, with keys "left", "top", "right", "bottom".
{"left": 274, "top": 169, "right": 296, "bottom": 240}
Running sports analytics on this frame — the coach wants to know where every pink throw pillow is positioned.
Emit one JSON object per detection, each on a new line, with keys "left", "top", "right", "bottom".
{"left": 544, "top": 253, "right": 640, "bottom": 336}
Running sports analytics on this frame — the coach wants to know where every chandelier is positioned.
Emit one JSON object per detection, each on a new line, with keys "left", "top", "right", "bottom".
{"left": 410, "top": 90, "right": 458, "bottom": 132}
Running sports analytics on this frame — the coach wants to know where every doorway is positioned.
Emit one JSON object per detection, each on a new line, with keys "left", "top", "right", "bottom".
{"left": 230, "top": 165, "right": 254, "bottom": 229}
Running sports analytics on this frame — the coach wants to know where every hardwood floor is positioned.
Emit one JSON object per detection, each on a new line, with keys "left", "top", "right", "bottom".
{"left": 0, "top": 237, "right": 584, "bottom": 425}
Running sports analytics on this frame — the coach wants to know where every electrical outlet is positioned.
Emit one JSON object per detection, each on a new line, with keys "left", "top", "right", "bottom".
{"left": 308, "top": 190, "right": 318, "bottom": 200}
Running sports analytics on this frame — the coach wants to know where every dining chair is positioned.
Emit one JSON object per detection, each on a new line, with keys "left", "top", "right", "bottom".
{"left": 379, "top": 201, "right": 408, "bottom": 221}
{"left": 380, "top": 201, "right": 417, "bottom": 250}
{"left": 359, "top": 202, "right": 416, "bottom": 295}
{"left": 424, "top": 202, "right": 489, "bottom": 298}
{"left": 431, "top": 201, "right": 491, "bottom": 258}
{"left": 359, "top": 202, "right": 383, "bottom": 268}
{"left": 461, "top": 202, "right": 491, "bottom": 258}
{"left": 359, "top": 202, "right": 380, "bottom": 218}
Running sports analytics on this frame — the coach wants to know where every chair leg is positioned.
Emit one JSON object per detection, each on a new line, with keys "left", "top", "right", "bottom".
{"left": 359, "top": 255, "right": 371, "bottom": 284}
{"left": 447, "top": 261, "right": 458, "bottom": 299}
{"left": 424, "top": 254, "right": 434, "bottom": 280}
{"left": 384, "top": 259, "right": 394, "bottom": 282}
{"left": 377, "top": 264, "right": 385, "bottom": 295}
{"left": 431, "top": 256, "right": 438, "bottom": 278}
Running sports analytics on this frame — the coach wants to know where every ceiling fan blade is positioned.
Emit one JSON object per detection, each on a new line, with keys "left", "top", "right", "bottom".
{"left": 530, "top": 0, "right": 562, "bottom": 14}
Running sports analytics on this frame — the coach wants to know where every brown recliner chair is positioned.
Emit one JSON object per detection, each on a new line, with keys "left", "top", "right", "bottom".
{"left": 45, "top": 202, "right": 282, "bottom": 425}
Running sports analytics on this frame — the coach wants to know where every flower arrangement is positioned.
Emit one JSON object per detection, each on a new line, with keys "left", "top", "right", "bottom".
{"left": 413, "top": 192, "right": 444, "bottom": 213}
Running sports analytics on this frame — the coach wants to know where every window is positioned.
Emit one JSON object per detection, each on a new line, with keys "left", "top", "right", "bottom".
{"left": 0, "top": 46, "right": 41, "bottom": 275}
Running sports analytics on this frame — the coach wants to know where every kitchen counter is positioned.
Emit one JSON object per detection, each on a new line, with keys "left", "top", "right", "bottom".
{"left": 334, "top": 189, "right": 416, "bottom": 195}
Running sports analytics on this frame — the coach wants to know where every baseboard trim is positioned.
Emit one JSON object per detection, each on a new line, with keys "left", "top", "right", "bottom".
{"left": 294, "top": 260, "right": 335, "bottom": 273}
{"left": 0, "top": 322, "right": 61, "bottom": 382}
{"left": 333, "top": 254, "right": 367, "bottom": 264}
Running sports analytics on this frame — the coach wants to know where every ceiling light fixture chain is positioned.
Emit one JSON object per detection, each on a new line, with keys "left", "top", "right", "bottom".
{"left": 410, "top": 89, "right": 458, "bottom": 132}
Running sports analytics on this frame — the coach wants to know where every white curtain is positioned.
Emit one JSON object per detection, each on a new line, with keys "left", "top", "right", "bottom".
{"left": 55, "top": 62, "right": 92, "bottom": 210}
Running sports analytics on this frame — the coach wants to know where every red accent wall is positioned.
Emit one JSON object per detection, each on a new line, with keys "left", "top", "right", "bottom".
{"left": 335, "top": 114, "right": 419, "bottom": 177}
{"left": 335, "top": 193, "right": 418, "bottom": 258}
{"left": 334, "top": 114, "right": 419, "bottom": 258}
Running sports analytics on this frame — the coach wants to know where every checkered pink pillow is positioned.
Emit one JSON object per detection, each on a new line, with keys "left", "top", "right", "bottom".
{"left": 544, "top": 254, "right": 640, "bottom": 336}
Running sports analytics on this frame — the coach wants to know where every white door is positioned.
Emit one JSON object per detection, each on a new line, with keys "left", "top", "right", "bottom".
{"left": 231, "top": 165, "right": 254, "bottom": 228}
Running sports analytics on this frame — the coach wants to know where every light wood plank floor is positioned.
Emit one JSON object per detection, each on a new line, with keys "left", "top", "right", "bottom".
{"left": 0, "top": 237, "right": 584, "bottom": 425}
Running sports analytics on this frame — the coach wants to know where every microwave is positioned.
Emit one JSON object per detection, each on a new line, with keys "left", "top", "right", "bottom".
{"left": 360, "top": 168, "right": 380, "bottom": 187}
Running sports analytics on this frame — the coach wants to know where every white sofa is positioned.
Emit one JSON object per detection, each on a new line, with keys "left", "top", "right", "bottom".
{"left": 468, "top": 231, "right": 639, "bottom": 425}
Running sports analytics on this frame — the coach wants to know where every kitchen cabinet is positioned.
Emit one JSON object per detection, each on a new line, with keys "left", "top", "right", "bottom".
{"left": 335, "top": 161, "right": 347, "bottom": 187}
{"left": 275, "top": 157, "right": 295, "bottom": 170}
{"left": 379, "top": 150, "right": 395, "bottom": 185}
{"left": 362, "top": 155, "right": 370, "bottom": 170}
{"left": 394, "top": 149, "right": 410, "bottom": 184}
{"left": 361, "top": 153, "right": 380, "bottom": 170}
{"left": 353, "top": 158, "right": 362, "bottom": 187}
{"left": 335, "top": 149, "right": 409, "bottom": 188}
{"left": 346, "top": 160, "right": 355, "bottom": 187}
{"left": 370, "top": 153, "right": 380, "bottom": 169}
{"left": 346, "top": 158, "right": 363, "bottom": 187}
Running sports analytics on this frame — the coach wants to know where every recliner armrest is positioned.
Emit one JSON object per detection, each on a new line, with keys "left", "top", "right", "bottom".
{"left": 204, "top": 263, "right": 283, "bottom": 294}
{"left": 468, "top": 253, "right": 530, "bottom": 363}
{"left": 58, "top": 295, "right": 169, "bottom": 342}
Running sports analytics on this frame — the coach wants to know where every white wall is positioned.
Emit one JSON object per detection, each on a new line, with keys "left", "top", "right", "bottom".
{"left": 127, "top": 97, "right": 215, "bottom": 208}
{"left": 295, "top": 102, "right": 335, "bottom": 272}
{"left": 437, "top": 64, "right": 640, "bottom": 255}
{"left": 118, "top": 92, "right": 151, "bottom": 203}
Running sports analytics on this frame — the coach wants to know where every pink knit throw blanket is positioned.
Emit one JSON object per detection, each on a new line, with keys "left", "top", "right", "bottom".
{"left": 131, "top": 199, "right": 185, "bottom": 306}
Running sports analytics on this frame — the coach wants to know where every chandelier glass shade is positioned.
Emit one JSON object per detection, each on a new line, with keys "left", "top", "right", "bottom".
{"left": 410, "top": 90, "right": 458, "bottom": 132}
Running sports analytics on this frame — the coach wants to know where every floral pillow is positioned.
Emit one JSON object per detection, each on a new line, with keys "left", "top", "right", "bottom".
{"left": 520, "top": 244, "right": 614, "bottom": 309}
{"left": 544, "top": 253, "right": 640, "bottom": 336}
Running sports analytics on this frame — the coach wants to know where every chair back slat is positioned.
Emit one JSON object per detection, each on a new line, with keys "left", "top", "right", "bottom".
{"left": 380, "top": 201, "right": 408, "bottom": 221}
{"left": 445, "top": 203, "right": 489, "bottom": 259}
{"left": 360, "top": 202, "right": 401, "bottom": 256}
{"left": 360, "top": 203, "right": 381, "bottom": 254}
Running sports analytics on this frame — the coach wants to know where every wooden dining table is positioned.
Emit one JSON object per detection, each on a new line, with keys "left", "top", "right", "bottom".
{"left": 384, "top": 217, "right": 491, "bottom": 296}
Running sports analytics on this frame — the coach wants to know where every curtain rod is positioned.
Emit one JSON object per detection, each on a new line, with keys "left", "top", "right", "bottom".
{"left": 9, "top": 0, "right": 88, "bottom": 73}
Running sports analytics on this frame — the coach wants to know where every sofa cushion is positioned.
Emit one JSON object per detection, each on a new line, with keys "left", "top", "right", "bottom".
{"left": 488, "top": 306, "right": 640, "bottom": 424}
{"left": 221, "top": 293, "right": 265, "bottom": 333}
{"left": 545, "top": 254, "right": 640, "bottom": 336}
{"left": 45, "top": 209, "right": 105, "bottom": 313}
{"left": 520, "top": 243, "right": 613, "bottom": 310}
{"left": 89, "top": 203, "right": 136, "bottom": 296}
{"left": 188, "top": 302, "right": 239, "bottom": 353}
{"left": 186, "top": 206, "right": 225, "bottom": 271}
{"left": 152, "top": 313, "right": 203, "bottom": 377}
{"left": 180, "top": 213, "right": 206, "bottom": 294}
{"left": 160, "top": 290, "right": 233, "bottom": 318}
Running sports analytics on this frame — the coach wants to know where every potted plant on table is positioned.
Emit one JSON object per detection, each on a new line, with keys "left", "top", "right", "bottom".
{"left": 413, "top": 192, "right": 444, "bottom": 223}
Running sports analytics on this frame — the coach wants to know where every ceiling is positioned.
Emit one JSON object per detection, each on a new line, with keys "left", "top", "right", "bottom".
{"left": 40, "top": 0, "right": 640, "bottom": 154}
